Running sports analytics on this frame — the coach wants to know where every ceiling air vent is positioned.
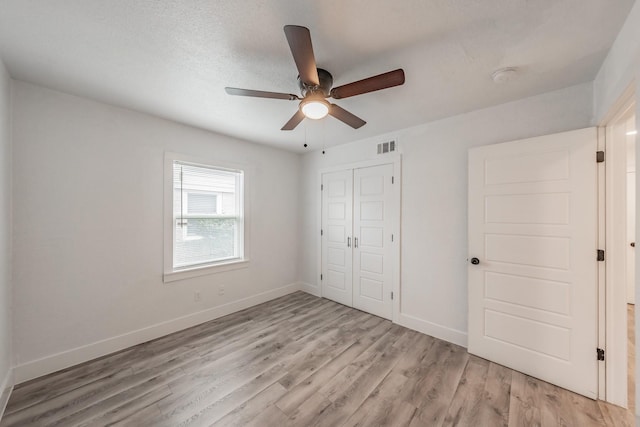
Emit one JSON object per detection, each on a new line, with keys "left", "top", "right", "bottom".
{"left": 377, "top": 139, "right": 396, "bottom": 154}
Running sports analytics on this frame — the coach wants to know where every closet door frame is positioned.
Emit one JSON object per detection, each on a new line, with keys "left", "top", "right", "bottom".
{"left": 317, "top": 155, "right": 402, "bottom": 322}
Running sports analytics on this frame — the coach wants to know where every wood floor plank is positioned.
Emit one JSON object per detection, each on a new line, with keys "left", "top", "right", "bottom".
{"left": 599, "top": 400, "right": 635, "bottom": 427}
{"left": 310, "top": 328, "right": 412, "bottom": 427}
{"left": 275, "top": 318, "right": 390, "bottom": 415}
{"left": 341, "top": 373, "right": 416, "bottom": 427}
{"left": 275, "top": 312, "right": 372, "bottom": 388}
{"left": 281, "top": 391, "right": 333, "bottom": 427}
{"left": 555, "top": 385, "right": 608, "bottom": 427}
{"left": 46, "top": 367, "right": 179, "bottom": 426}
{"left": 210, "top": 382, "right": 287, "bottom": 427}
{"left": 509, "top": 373, "right": 609, "bottom": 427}
{"left": 4, "top": 292, "right": 315, "bottom": 416}
{"left": 1, "top": 292, "right": 634, "bottom": 427}
{"left": 441, "top": 356, "right": 491, "bottom": 426}
{"left": 4, "top": 349, "right": 140, "bottom": 415}
{"left": 73, "top": 385, "right": 173, "bottom": 427}
{"left": 0, "top": 367, "right": 136, "bottom": 427}
{"left": 507, "top": 371, "right": 542, "bottom": 427}
{"left": 152, "top": 304, "right": 363, "bottom": 421}
{"left": 318, "top": 325, "right": 406, "bottom": 402}
{"left": 475, "top": 362, "right": 512, "bottom": 426}
{"left": 141, "top": 301, "right": 363, "bottom": 426}
{"left": 406, "top": 340, "right": 470, "bottom": 426}
{"left": 390, "top": 332, "right": 437, "bottom": 378}
{"left": 152, "top": 364, "right": 288, "bottom": 427}
{"left": 109, "top": 396, "right": 169, "bottom": 427}
{"left": 243, "top": 404, "right": 290, "bottom": 427}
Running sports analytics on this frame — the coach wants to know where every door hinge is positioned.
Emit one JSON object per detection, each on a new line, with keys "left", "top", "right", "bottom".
{"left": 597, "top": 347, "right": 605, "bottom": 361}
{"left": 391, "top": 234, "right": 394, "bottom": 242}
{"left": 391, "top": 176, "right": 395, "bottom": 184}
{"left": 391, "top": 291, "right": 394, "bottom": 300}
{"left": 320, "top": 274, "right": 323, "bottom": 281}
{"left": 597, "top": 249, "right": 605, "bottom": 262}
{"left": 596, "top": 151, "right": 605, "bottom": 163}
{"left": 321, "top": 184, "right": 324, "bottom": 191}
{"left": 320, "top": 229, "right": 323, "bottom": 236}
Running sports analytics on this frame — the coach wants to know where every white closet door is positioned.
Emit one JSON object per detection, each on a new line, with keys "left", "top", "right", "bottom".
{"left": 321, "top": 170, "right": 353, "bottom": 307}
{"left": 468, "top": 127, "right": 598, "bottom": 398}
{"left": 353, "top": 164, "right": 394, "bottom": 320}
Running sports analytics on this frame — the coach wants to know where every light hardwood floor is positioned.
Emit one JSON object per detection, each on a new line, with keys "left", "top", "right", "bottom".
{"left": 1, "top": 292, "right": 634, "bottom": 426}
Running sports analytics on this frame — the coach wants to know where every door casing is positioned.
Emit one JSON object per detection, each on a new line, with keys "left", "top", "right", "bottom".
{"left": 600, "top": 83, "right": 636, "bottom": 406}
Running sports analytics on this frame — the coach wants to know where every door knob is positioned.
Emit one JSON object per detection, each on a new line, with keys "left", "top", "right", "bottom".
{"left": 470, "top": 257, "right": 480, "bottom": 265}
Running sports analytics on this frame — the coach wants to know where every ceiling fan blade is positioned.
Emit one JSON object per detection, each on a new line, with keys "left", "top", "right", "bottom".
{"left": 330, "top": 69, "right": 405, "bottom": 100}
{"left": 329, "top": 104, "right": 366, "bottom": 129}
{"left": 281, "top": 110, "right": 306, "bottom": 131}
{"left": 225, "top": 87, "right": 299, "bottom": 100}
{"left": 283, "top": 25, "right": 319, "bottom": 87}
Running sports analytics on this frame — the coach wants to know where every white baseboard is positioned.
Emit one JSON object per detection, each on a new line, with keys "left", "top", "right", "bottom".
{"left": 0, "top": 367, "right": 13, "bottom": 421}
{"left": 299, "top": 282, "right": 321, "bottom": 297}
{"left": 396, "top": 312, "right": 467, "bottom": 348}
{"left": 297, "top": 285, "right": 467, "bottom": 347}
{"left": 14, "top": 283, "right": 302, "bottom": 384}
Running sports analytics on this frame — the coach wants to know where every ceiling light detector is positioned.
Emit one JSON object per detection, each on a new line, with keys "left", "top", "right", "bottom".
{"left": 300, "top": 98, "right": 330, "bottom": 120}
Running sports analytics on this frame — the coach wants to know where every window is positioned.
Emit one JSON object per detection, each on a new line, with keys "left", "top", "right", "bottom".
{"left": 164, "top": 154, "right": 247, "bottom": 281}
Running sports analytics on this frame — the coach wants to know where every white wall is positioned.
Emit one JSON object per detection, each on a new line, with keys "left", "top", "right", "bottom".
{"left": 0, "top": 59, "right": 13, "bottom": 415}
{"left": 300, "top": 82, "right": 593, "bottom": 346}
{"left": 11, "top": 81, "right": 301, "bottom": 382}
{"left": 592, "top": 1, "right": 640, "bottom": 418}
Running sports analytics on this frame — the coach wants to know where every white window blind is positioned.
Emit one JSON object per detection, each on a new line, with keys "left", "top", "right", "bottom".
{"left": 173, "top": 162, "right": 243, "bottom": 269}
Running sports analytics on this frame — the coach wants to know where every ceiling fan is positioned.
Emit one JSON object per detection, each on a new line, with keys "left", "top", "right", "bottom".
{"left": 225, "top": 25, "right": 405, "bottom": 131}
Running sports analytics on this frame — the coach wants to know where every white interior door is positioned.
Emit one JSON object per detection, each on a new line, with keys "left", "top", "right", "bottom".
{"left": 627, "top": 170, "right": 635, "bottom": 304}
{"left": 353, "top": 164, "right": 394, "bottom": 320}
{"left": 468, "top": 127, "right": 598, "bottom": 399}
{"left": 321, "top": 170, "right": 353, "bottom": 307}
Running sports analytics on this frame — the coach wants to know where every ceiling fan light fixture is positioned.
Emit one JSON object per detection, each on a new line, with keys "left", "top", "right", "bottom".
{"left": 300, "top": 98, "right": 330, "bottom": 120}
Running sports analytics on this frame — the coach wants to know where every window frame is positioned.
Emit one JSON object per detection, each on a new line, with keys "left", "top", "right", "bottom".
{"left": 164, "top": 152, "right": 249, "bottom": 283}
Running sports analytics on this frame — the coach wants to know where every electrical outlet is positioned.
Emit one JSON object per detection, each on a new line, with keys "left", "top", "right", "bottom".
{"left": 194, "top": 291, "right": 201, "bottom": 302}
{"left": 218, "top": 285, "right": 225, "bottom": 296}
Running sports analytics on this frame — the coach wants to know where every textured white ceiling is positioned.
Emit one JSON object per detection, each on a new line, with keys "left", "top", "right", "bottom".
{"left": 0, "top": 0, "right": 634, "bottom": 152}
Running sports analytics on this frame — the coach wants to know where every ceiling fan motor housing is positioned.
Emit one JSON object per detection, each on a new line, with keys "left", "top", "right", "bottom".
{"left": 298, "top": 68, "right": 333, "bottom": 97}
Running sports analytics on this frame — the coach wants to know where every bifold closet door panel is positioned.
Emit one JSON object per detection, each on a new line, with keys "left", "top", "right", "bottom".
{"left": 352, "top": 163, "right": 394, "bottom": 320}
{"left": 321, "top": 170, "right": 354, "bottom": 307}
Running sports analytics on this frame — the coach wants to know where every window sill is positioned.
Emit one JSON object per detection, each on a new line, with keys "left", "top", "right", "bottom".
{"left": 163, "top": 259, "right": 249, "bottom": 283}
